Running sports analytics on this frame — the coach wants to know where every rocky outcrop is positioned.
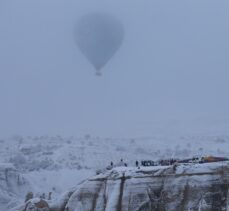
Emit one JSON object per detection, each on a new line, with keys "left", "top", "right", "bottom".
{"left": 13, "top": 162, "right": 229, "bottom": 211}
{"left": 0, "top": 163, "right": 32, "bottom": 210}
{"left": 63, "top": 162, "right": 229, "bottom": 211}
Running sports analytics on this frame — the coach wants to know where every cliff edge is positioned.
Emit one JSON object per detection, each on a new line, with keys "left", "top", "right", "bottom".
{"left": 63, "top": 162, "right": 229, "bottom": 211}
{"left": 14, "top": 161, "right": 229, "bottom": 211}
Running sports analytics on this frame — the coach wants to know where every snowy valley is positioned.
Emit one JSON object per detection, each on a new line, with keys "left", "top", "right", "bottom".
{"left": 0, "top": 135, "right": 229, "bottom": 210}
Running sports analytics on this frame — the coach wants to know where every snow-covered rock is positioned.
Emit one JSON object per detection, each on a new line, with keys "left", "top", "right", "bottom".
{"left": 1, "top": 135, "right": 229, "bottom": 210}
{"left": 0, "top": 163, "right": 32, "bottom": 210}
{"left": 10, "top": 198, "right": 49, "bottom": 211}
{"left": 58, "top": 162, "right": 229, "bottom": 211}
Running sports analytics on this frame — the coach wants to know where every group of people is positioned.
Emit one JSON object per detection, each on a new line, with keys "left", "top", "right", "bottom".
{"left": 141, "top": 159, "right": 179, "bottom": 167}
{"left": 141, "top": 156, "right": 229, "bottom": 167}
{"left": 107, "top": 159, "right": 128, "bottom": 170}
{"left": 106, "top": 158, "right": 183, "bottom": 171}
{"left": 107, "top": 158, "right": 178, "bottom": 169}
{"left": 106, "top": 155, "right": 229, "bottom": 172}
{"left": 100, "top": 158, "right": 178, "bottom": 175}
{"left": 106, "top": 159, "right": 142, "bottom": 170}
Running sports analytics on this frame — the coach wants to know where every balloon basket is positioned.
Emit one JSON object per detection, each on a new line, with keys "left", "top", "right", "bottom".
{"left": 95, "top": 71, "right": 102, "bottom": 76}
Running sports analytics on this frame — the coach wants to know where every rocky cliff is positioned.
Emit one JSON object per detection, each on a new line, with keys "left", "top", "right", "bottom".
{"left": 62, "top": 162, "right": 229, "bottom": 211}
{"left": 0, "top": 163, "right": 32, "bottom": 210}
{"left": 14, "top": 162, "right": 229, "bottom": 211}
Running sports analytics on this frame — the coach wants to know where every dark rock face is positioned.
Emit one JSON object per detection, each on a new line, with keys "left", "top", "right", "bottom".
{"left": 63, "top": 163, "right": 229, "bottom": 211}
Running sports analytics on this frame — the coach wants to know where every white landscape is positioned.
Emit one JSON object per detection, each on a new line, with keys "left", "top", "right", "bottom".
{"left": 0, "top": 135, "right": 229, "bottom": 210}
{"left": 0, "top": 0, "right": 229, "bottom": 210}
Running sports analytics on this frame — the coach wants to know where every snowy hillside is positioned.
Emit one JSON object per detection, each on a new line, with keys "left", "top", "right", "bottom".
{"left": 62, "top": 162, "right": 229, "bottom": 211}
{"left": 1, "top": 135, "right": 229, "bottom": 210}
{"left": 0, "top": 163, "right": 32, "bottom": 210}
{"left": 12, "top": 161, "right": 229, "bottom": 211}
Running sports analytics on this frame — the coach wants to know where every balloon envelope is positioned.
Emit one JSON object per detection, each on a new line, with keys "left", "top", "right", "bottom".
{"left": 76, "top": 13, "right": 124, "bottom": 73}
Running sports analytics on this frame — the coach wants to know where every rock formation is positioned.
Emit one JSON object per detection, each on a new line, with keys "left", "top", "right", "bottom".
{"left": 63, "top": 162, "right": 229, "bottom": 211}
{"left": 14, "top": 162, "right": 229, "bottom": 211}
{"left": 0, "top": 163, "right": 32, "bottom": 210}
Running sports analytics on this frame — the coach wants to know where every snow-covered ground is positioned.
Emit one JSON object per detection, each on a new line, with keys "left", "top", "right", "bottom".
{"left": 62, "top": 162, "right": 229, "bottom": 211}
{"left": 0, "top": 135, "right": 229, "bottom": 210}
{"left": 19, "top": 162, "right": 228, "bottom": 211}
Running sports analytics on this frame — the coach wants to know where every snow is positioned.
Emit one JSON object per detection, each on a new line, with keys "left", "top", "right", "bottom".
{"left": 0, "top": 135, "right": 229, "bottom": 210}
{"left": 63, "top": 162, "right": 229, "bottom": 211}
{"left": 0, "top": 163, "right": 32, "bottom": 210}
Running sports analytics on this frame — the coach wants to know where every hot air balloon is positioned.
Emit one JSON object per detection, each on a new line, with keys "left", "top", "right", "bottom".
{"left": 76, "top": 13, "right": 124, "bottom": 76}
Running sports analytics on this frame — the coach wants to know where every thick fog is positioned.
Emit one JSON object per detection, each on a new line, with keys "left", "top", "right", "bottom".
{"left": 0, "top": 0, "right": 229, "bottom": 137}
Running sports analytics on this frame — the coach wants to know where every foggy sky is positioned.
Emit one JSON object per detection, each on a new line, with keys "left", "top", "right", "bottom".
{"left": 0, "top": 0, "right": 229, "bottom": 137}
